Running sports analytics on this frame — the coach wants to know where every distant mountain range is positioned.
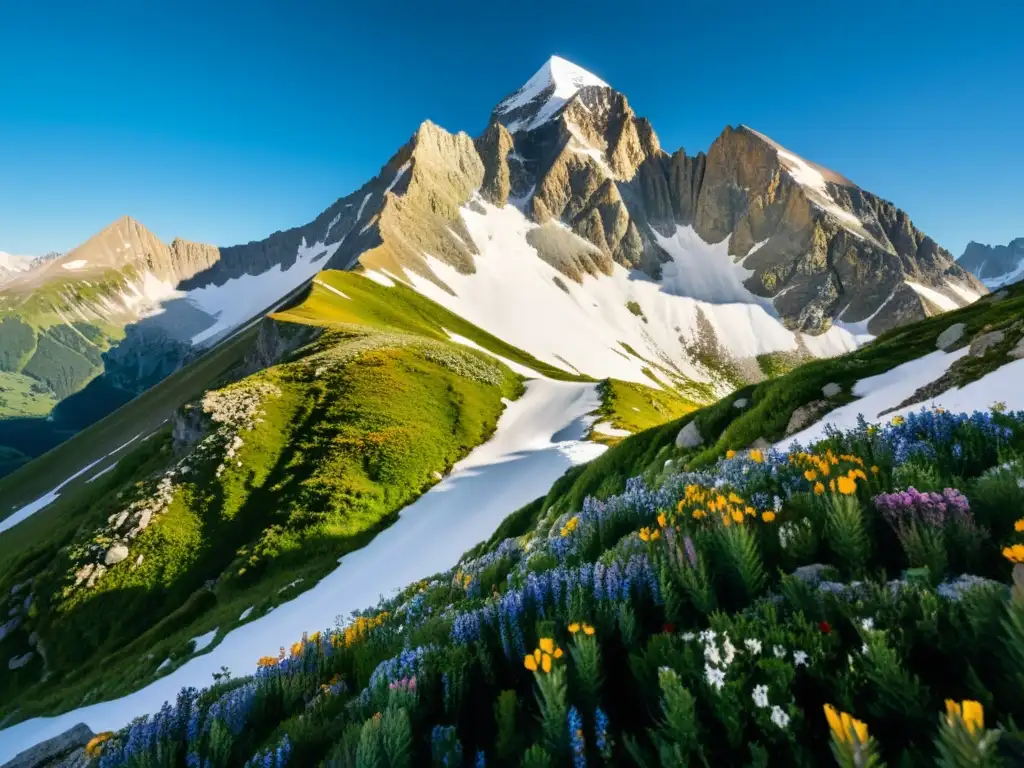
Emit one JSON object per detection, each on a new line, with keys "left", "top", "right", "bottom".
{"left": 958, "top": 237, "right": 1024, "bottom": 289}
{"left": 0, "top": 55, "right": 991, "bottom": 474}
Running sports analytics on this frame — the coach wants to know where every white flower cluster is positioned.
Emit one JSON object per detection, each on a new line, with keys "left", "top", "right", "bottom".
{"left": 700, "top": 628, "right": 735, "bottom": 692}
{"left": 778, "top": 518, "right": 812, "bottom": 549}
{"left": 751, "top": 684, "right": 790, "bottom": 728}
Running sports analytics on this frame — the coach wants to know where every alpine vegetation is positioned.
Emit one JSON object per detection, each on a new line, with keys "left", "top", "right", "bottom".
{"left": 84, "top": 406, "right": 1024, "bottom": 766}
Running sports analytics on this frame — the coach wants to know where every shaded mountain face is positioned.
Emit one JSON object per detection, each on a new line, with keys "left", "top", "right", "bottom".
{"left": 958, "top": 238, "right": 1024, "bottom": 289}
{"left": 0, "top": 55, "right": 986, "bottom": 473}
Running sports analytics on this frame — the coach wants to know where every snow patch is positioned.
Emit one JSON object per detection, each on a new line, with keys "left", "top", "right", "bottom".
{"left": 238, "top": 607, "right": 254, "bottom": 622}
{"left": 1, "top": 457, "right": 106, "bottom": 535}
{"left": 945, "top": 280, "right": 982, "bottom": 305}
{"left": 496, "top": 55, "right": 609, "bottom": 133}
{"left": 355, "top": 193, "right": 373, "bottom": 221}
{"left": 190, "top": 629, "right": 218, "bottom": 654}
{"left": 592, "top": 421, "right": 632, "bottom": 437}
{"left": 314, "top": 279, "right": 350, "bottom": 300}
{"left": 384, "top": 162, "right": 411, "bottom": 195}
{"left": 905, "top": 281, "right": 959, "bottom": 312}
{"left": 85, "top": 464, "right": 117, "bottom": 484}
{"left": 61, "top": 260, "right": 88, "bottom": 270}
{"left": 362, "top": 270, "right": 396, "bottom": 288}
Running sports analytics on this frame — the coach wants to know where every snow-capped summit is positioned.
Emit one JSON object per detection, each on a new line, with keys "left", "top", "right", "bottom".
{"left": 493, "top": 55, "right": 609, "bottom": 133}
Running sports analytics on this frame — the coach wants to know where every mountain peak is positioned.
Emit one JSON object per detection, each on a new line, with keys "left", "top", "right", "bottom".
{"left": 493, "top": 55, "right": 610, "bottom": 134}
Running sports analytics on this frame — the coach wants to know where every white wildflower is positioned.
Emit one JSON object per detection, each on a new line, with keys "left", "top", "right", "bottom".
{"left": 744, "top": 638, "right": 762, "bottom": 655}
{"left": 752, "top": 684, "right": 769, "bottom": 708}
{"left": 704, "top": 664, "right": 725, "bottom": 691}
{"left": 682, "top": 632, "right": 696, "bottom": 641}
{"left": 793, "top": 650, "right": 809, "bottom": 666}
{"left": 704, "top": 644, "right": 722, "bottom": 666}
{"left": 722, "top": 636, "right": 736, "bottom": 666}
{"left": 770, "top": 705, "right": 790, "bottom": 729}
{"left": 861, "top": 643, "right": 869, "bottom": 655}
{"left": 861, "top": 617, "right": 874, "bottom": 631}
{"left": 1018, "top": 478, "right": 1024, "bottom": 490}
{"left": 699, "top": 628, "right": 716, "bottom": 644}
{"left": 773, "top": 495, "right": 783, "bottom": 512}
{"left": 773, "top": 645, "right": 786, "bottom": 659}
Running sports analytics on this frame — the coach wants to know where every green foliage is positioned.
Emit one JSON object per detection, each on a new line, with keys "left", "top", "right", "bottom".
{"left": 0, "top": 316, "right": 37, "bottom": 372}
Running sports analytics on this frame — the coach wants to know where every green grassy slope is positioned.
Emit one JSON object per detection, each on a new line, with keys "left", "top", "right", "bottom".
{"left": 589, "top": 379, "right": 699, "bottom": 446}
{"left": 0, "top": 270, "right": 607, "bottom": 722}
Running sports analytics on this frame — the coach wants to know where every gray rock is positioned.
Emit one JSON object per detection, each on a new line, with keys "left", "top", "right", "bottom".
{"left": 104, "top": 544, "right": 129, "bottom": 566}
{"left": 969, "top": 330, "right": 1005, "bottom": 357}
{"left": 431, "top": 471, "right": 443, "bottom": 481}
{"left": 135, "top": 554, "right": 144, "bottom": 567}
{"left": 785, "top": 400, "right": 829, "bottom": 436}
{"left": 821, "top": 382, "right": 842, "bottom": 398}
{"left": 936, "top": 322, "right": 966, "bottom": 350}
{"left": 0, "top": 722, "right": 93, "bottom": 768}
{"left": 8, "top": 652, "right": 34, "bottom": 670}
{"left": 749, "top": 438, "right": 771, "bottom": 453}
{"left": 675, "top": 420, "right": 703, "bottom": 449}
{"left": 1008, "top": 338, "right": 1024, "bottom": 360}
{"left": 732, "top": 397, "right": 749, "bottom": 409}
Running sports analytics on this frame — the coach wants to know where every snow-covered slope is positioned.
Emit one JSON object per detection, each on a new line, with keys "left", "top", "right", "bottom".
{"left": 369, "top": 195, "right": 866, "bottom": 398}
{"left": 493, "top": 55, "right": 609, "bottom": 133}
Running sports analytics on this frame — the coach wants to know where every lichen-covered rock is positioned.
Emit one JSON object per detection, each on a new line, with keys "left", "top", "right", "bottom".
{"left": 1, "top": 722, "right": 93, "bottom": 768}
{"left": 1009, "top": 338, "right": 1024, "bottom": 360}
{"left": 969, "top": 330, "right": 1005, "bottom": 357}
{"left": 786, "top": 400, "right": 830, "bottom": 436}
{"left": 936, "top": 323, "right": 966, "bottom": 350}
{"left": 104, "top": 544, "right": 129, "bottom": 566}
{"left": 675, "top": 421, "right": 703, "bottom": 449}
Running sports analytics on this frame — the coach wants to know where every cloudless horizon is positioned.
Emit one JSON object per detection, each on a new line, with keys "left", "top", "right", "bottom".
{"left": 1, "top": 0, "right": 1020, "bottom": 258}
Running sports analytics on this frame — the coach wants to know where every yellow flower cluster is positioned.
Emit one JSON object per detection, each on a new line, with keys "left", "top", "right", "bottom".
{"left": 676, "top": 484, "right": 762, "bottom": 527}
{"left": 638, "top": 526, "right": 661, "bottom": 542}
{"left": 85, "top": 732, "right": 114, "bottom": 758}
{"left": 454, "top": 569, "right": 473, "bottom": 590}
{"left": 257, "top": 647, "right": 286, "bottom": 668}
{"left": 1016, "top": 518, "right": 1024, "bottom": 532}
{"left": 560, "top": 515, "right": 580, "bottom": 537}
{"left": 524, "top": 637, "right": 564, "bottom": 673}
{"left": 945, "top": 699, "right": 984, "bottom": 734}
{"left": 333, "top": 611, "right": 390, "bottom": 649}
{"left": 824, "top": 704, "right": 869, "bottom": 744}
{"left": 749, "top": 449, "right": 764, "bottom": 464}
{"left": 792, "top": 450, "right": 868, "bottom": 496}
{"left": 319, "top": 673, "right": 343, "bottom": 697}
{"left": 1003, "top": 544, "right": 1024, "bottom": 563}
{"left": 568, "top": 621, "right": 595, "bottom": 635}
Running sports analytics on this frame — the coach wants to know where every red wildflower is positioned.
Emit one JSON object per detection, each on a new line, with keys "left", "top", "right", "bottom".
{"left": 819, "top": 621, "right": 832, "bottom": 634}
{"left": 663, "top": 623, "right": 677, "bottom": 634}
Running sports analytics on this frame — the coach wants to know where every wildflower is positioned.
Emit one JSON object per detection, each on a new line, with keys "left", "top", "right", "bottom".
{"left": 824, "top": 704, "right": 868, "bottom": 744}
{"left": 594, "top": 708, "right": 610, "bottom": 755}
{"left": 762, "top": 511, "right": 776, "bottom": 523}
{"left": 804, "top": 469, "right": 818, "bottom": 481}
{"left": 582, "top": 623, "right": 595, "bottom": 636}
{"left": 568, "top": 706, "right": 586, "bottom": 768}
{"left": 793, "top": 650, "right": 808, "bottom": 666}
{"left": 752, "top": 684, "right": 769, "bottom": 708}
{"left": 945, "top": 699, "right": 984, "bottom": 734}
{"left": 1003, "top": 544, "right": 1024, "bottom": 564}
{"left": 539, "top": 637, "right": 554, "bottom": 654}
{"left": 657, "top": 512, "right": 667, "bottom": 528}
{"left": 860, "top": 617, "right": 874, "bottom": 631}
{"left": 813, "top": 482, "right": 826, "bottom": 495}
{"left": 524, "top": 653, "right": 538, "bottom": 671}
{"left": 726, "top": 449, "right": 736, "bottom": 458}
{"left": 892, "top": 415, "right": 905, "bottom": 426}
{"left": 1015, "top": 518, "right": 1024, "bottom": 532}
{"left": 663, "top": 623, "right": 677, "bottom": 634}
{"left": 770, "top": 705, "right": 791, "bottom": 729}
{"left": 871, "top": 465, "right": 879, "bottom": 474}
{"left": 568, "top": 622, "right": 580, "bottom": 634}
{"left": 773, "top": 645, "right": 786, "bottom": 659}
{"left": 682, "top": 632, "right": 696, "bottom": 641}
{"left": 744, "top": 638, "right": 762, "bottom": 655}
{"left": 704, "top": 664, "right": 725, "bottom": 691}
{"left": 750, "top": 449, "right": 764, "bottom": 463}
{"left": 836, "top": 476, "right": 857, "bottom": 495}
{"left": 819, "top": 621, "right": 832, "bottom": 634}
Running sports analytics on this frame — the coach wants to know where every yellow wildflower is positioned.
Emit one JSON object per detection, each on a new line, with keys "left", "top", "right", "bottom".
{"left": 819, "top": 462, "right": 831, "bottom": 476}
{"left": 86, "top": 733, "right": 114, "bottom": 758}
{"left": 657, "top": 512, "right": 667, "bottom": 528}
{"left": 524, "top": 654, "right": 537, "bottom": 671}
{"left": 728, "top": 492, "right": 744, "bottom": 505}
{"left": 837, "top": 476, "right": 857, "bottom": 495}
{"left": 1003, "top": 544, "right": 1024, "bottom": 563}
{"left": 541, "top": 653, "right": 552, "bottom": 673}
{"left": 539, "top": 637, "right": 555, "bottom": 654}
{"left": 814, "top": 482, "right": 825, "bottom": 495}
{"left": 745, "top": 506, "right": 757, "bottom": 517}
{"left": 749, "top": 449, "right": 764, "bottom": 464}
{"left": 726, "top": 449, "right": 736, "bottom": 459}
{"left": 824, "top": 704, "right": 869, "bottom": 745}
{"left": 731, "top": 508, "right": 745, "bottom": 524}
{"left": 829, "top": 479, "right": 837, "bottom": 493}
{"left": 582, "top": 623, "right": 595, "bottom": 635}
{"left": 945, "top": 699, "right": 984, "bottom": 734}
{"left": 871, "top": 465, "right": 880, "bottom": 475}
{"left": 1015, "top": 518, "right": 1024, "bottom": 532}
{"left": 554, "top": 647, "right": 564, "bottom": 658}
{"left": 892, "top": 415, "right": 905, "bottom": 426}
{"left": 692, "top": 509, "right": 707, "bottom": 520}
{"left": 568, "top": 622, "right": 581, "bottom": 634}
{"left": 762, "top": 511, "right": 776, "bottom": 523}
{"left": 804, "top": 469, "right": 818, "bottom": 481}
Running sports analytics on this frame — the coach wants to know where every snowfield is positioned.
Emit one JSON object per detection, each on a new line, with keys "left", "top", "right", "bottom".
{"left": 383, "top": 197, "right": 868, "bottom": 397}
{"left": 0, "top": 380, "right": 606, "bottom": 761}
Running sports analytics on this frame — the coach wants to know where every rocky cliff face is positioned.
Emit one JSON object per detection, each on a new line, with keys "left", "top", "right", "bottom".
{"left": 958, "top": 238, "right": 1024, "bottom": 289}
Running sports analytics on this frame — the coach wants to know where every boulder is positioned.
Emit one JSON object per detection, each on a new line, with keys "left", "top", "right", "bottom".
{"left": 786, "top": 400, "right": 829, "bottom": 436}
{"left": 936, "top": 322, "right": 966, "bottom": 351}
{"left": 969, "top": 330, "right": 1005, "bottom": 357}
{"left": 1009, "top": 338, "right": 1024, "bottom": 361}
{"left": 732, "top": 397, "right": 749, "bottom": 409}
{"left": 792, "top": 563, "right": 830, "bottom": 584}
{"left": 749, "top": 437, "right": 771, "bottom": 453}
{"left": 0, "top": 722, "right": 94, "bottom": 768}
{"left": 104, "top": 544, "right": 130, "bottom": 567}
{"left": 821, "top": 382, "right": 842, "bottom": 398}
{"left": 675, "top": 421, "right": 703, "bottom": 449}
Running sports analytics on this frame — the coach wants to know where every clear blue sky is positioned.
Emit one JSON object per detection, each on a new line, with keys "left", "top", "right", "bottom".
{"left": 0, "top": 0, "right": 1020, "bottom": 258}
